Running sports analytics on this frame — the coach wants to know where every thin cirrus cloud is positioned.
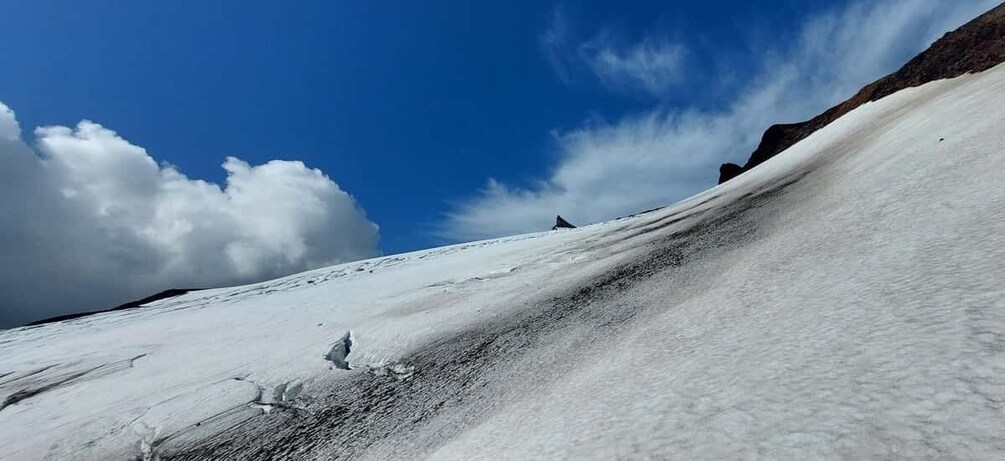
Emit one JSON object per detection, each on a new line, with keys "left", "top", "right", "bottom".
{"left": 0, "top": 102, "right": 379, "bottom": 327}
{"left": 440, "top": 0, "right": 998, "bottom": 242}
{"left": 582, "top": 35, "right": 687, "bottom": 97}
{"left": 541, "top": 6, "right": 686, "bottom": 97}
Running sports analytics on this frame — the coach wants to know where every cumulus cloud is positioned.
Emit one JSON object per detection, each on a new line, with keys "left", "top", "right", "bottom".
{"left": 443, "top": 0, "right": 998, "bottom": 242}
{"left": 0, "top": 103, "right": 19, "bottom": 141}
{"left": 0, "top": 102, "right": 379, "bottom": 327}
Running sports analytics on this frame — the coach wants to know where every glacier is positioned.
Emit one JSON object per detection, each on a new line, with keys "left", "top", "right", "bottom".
{"left": 1, "top": 63, "right": 1005, "bottom": 459}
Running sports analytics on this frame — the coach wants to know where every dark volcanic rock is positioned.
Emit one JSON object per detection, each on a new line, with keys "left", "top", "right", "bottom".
{"left": 719, "top": 2, "right": 1005, "bottom": 184}
{"left": 718, "top": 163, "right": 744, "bottom": 184}
{"left": 552, "top": 215, "right": 577, "bottom": 230}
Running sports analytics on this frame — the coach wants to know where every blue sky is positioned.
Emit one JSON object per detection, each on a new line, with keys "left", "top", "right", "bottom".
{"left": 0, "top": 0, "right": 996, "bottom": 325}
{"left": 0, "top": 0, "right": 854, "bottom": 253}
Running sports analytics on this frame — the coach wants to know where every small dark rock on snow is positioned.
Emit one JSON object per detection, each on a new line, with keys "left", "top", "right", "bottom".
{"left": 552, "top": 215, "right": 576, "bottom": 230}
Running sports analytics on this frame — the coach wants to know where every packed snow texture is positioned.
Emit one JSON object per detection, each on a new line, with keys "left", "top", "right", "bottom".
{"left": 2, "top": 64, "right": 1005, "bottom": 459}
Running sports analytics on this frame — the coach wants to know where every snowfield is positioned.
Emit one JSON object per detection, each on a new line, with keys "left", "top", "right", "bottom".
{"left": 2, "top": 63, "right": 1005, "bottom": 459}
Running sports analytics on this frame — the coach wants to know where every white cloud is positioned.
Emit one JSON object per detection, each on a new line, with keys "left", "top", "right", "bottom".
{"left": 581, "top": 35, "right": 686, "bottom": 97}
{"left": 443, "top": 0, "right": 997, "bottom": 242}
{"left": 0, "top": 102, "right": 379, "bottom": 326}
{"left": 541, "top": 7, "right": 686, "bottom": 97}
{"left": 0, "top": 103, "right": 20, "bottom": 141}
{"left": 540, "top": 4, "right": 576, "bottom": 85}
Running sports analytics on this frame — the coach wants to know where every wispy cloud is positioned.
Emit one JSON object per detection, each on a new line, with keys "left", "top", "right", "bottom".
{"left": 541, "top": 6, "right": 687, "bottom": 97}
{"left": 580, "top": 34, "right": 687, "bottom": 97}
{"left": 443, "top": 0, "right": 998, "bottom": 242}
{"left": 540, "top": 4, "right": 576, "bottom": 85}
{"left": 0, "top": 102, "right": 380, "bottom": 326}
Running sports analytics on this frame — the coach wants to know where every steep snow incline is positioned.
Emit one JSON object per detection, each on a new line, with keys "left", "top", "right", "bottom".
{"left": 1, "top": 64, "right": 1004, "bottom": 459}
{"left": 420, "top": 63, "right": 1005, "bottom": 460}
{"left": 0, "top": 182, "right": 703, "bottom": 458}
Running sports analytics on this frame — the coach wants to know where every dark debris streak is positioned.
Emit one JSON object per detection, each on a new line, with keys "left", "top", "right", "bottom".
{"left": 165, "top": 179, "right": 797, "bottom": 460}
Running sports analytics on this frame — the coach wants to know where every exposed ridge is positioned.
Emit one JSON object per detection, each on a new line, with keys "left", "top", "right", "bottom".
{"left": 719, "top": 2, "right": 1005, "bottom": 184}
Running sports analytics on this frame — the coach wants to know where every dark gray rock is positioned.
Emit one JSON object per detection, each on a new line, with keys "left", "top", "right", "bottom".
{"left": 552, "top": 215, "right": 576, "bottom": 230}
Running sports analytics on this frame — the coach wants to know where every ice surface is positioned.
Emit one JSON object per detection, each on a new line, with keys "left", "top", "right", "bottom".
{"left": 325, "top": 331, "right": 353, "bottom": 370}
{"left": 1, "top": 64, "right": 1005, "bottom": 459}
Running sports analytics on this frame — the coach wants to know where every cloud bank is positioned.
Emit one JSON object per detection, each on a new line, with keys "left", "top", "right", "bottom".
{"left": 443, "top": 0, "right": 997, "bottom": 242}
{"left": 0, "top": 102, "right": 378, "bottom": 327}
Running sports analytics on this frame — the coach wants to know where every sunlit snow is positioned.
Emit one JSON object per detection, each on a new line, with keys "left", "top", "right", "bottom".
{"left": 2, "top": 64, "right": 1004, "bottom": 459}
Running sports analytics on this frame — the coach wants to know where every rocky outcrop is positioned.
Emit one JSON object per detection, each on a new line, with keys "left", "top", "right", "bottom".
{"left": 719, "top": 2, "right": 1005, "bottom": 184}
{"left": 552, "top": 215, "right": 577, "bottom": 230}
{"left": 718, "top": 163, "right": 744, "bottom": 184}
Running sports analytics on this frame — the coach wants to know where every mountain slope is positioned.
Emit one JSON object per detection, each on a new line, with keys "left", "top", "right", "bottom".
{"left": 719, "top": 1, "right": 1005, "bottom": 183}
{"left": 1, "top": 60, "right": 1003, "bottom": 459}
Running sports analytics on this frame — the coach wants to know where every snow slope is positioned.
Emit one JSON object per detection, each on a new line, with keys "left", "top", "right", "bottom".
{"left": 2, "top": 63, "right": 1005, "bottom": 459}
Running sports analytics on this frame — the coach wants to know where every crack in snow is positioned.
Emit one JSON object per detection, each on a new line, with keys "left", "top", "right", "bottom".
{"left": 0, "top": 354, "right": 146, "bottom": 412}
{"left": 325, "top": 331, "right": 353, "bottom": 370}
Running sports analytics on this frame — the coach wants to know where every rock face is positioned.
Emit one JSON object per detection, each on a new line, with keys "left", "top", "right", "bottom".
{"left": 552, "top": 215, "right": 577, "bottom": 230}
{"left": 718, "top": 163, "right": 744, "bottom": 184}
{"left": 718, "top": 2, "right": 1005, "bottom": 184}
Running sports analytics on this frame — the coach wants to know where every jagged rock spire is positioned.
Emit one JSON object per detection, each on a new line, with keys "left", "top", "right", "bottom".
{"left": 552, "top": 215, "right": 576, "bottom": 230}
